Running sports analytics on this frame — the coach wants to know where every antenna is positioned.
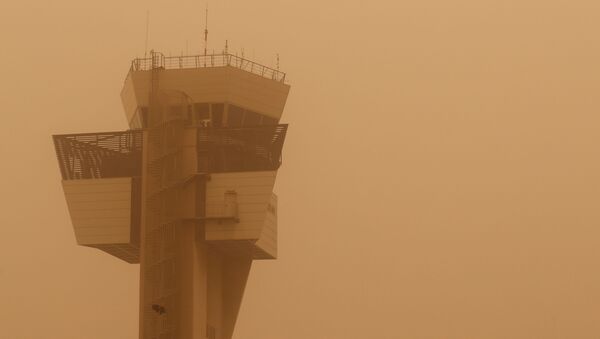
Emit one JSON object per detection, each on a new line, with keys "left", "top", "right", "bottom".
{"left": 277, "top": 53, "right": 280, "bottom": 71}
{"left": 204, "top": 4, "right": 209, "bottom": 56}
{"left": 144, "top": 10, "right": 150, "bottom": 58}
{"left": 225, "top": 40, "right": 228, "bottom": 54}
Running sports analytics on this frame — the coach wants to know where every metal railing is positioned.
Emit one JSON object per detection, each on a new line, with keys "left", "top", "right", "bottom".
{"left": 197, "top": 124, "right": 288, "bottom": 173}
{"left": 130, "top": 53, "right": 286, "bottom": 83}
{"left": 53, "top": 130, "right": 144, "bottom": 180}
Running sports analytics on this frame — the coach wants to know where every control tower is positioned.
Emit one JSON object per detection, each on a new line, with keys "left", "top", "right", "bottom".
{"left": 53, "top": 51, "right": 290, "bottom": 339}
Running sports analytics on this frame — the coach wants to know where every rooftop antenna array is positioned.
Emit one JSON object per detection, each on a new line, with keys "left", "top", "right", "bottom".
{"left": 204, "top": 4, "right": 209, "bottom": 56}
{"left": 144, "top": 10, "right": 150, "bottom": 58}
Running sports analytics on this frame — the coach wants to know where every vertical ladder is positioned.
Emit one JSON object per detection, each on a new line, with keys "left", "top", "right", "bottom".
{"left": 142, "top": 51, "right": 183, "bottom": 339}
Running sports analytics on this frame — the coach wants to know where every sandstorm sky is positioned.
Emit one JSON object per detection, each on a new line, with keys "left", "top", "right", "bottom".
{"left": 1, "top": 0, "right": 600, "bottom": 338}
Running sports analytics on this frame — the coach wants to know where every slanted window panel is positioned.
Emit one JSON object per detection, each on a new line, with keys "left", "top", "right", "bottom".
{"left": 168, "top": 105, "right": 183, "bottom": 120}
{"left": 243, "top": 111, "right": 262, "bottom": 126}
{"left": 262, "top": 116, "right": 278, "bottom": 126}
{"left": 140, "top": 107, "right": 149, "bottom": 128}
{"left": 129, "top": 111, "right": 142, "bottom": 129}
{"left": 211, "top": 104, "right": 224, "bottom": 127}
{"left": 227, "top": 105, "right": 244, "bottom": 127}
{"left": 194, "top": 103, "right": 210, "bottom": 126}
{"left": 184, "top": 105, "right": 193, "bottom": 126}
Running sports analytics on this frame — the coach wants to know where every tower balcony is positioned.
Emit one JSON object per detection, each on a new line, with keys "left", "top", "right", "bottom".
{"left": 53, "top": 131, "right": 143, "bottom": 263}
{"left": 197, "top": 124, "right": 287, "bottom": 173}
{"left": 52, "top": 125, "right": 287, "bottom": 262}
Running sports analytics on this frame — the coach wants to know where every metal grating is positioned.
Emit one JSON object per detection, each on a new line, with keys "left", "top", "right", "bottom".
{"left": 197, "top": 124, "right": 288, "bottom": 173}
{"left": 53, "top": 130, "right": 143, "bottom": 180}
{"left": 87, "top": 243, "right": 140, "bottom": 264}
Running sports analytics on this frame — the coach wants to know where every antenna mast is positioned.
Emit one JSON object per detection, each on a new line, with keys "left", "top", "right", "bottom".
{"left": 144, "top": 11, "right": 150, "bottom": 58}
{"left": 204, "top": 5, "right": 208, "bottom": 56}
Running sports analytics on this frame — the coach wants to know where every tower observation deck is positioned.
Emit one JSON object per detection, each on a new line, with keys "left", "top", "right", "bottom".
{"left": 53, "top": 51, "right": 291, "bottom": 339}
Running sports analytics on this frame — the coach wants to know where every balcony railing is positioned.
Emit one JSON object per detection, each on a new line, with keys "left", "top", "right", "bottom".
{"left": 53, "top": 124, "right": 287, "bottom": 180}
{"left": 53, "top": 130, "right": 144, "bottom": 180}
{"left": 197, "top": 124, "right": 288, "bottom": 173}
{"left": 130, "top": 53, "right": 286, "bottom": 83}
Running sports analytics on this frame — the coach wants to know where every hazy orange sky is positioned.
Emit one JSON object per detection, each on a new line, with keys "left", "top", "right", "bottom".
{"left": 2, "top": 0, "right": 600, "bottom": 338}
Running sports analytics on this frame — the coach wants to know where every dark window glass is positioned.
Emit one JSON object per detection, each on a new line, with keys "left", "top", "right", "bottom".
{"left": 184, "top": 105, "right": 192, "bottom": 126}
{"left": 227, "top": 105, "right": 244, "bottom": 127}
{"left": 244, "top": 111, "right": 262, "bottom": 126}
{"left": 262, "top": 116, "right": 278, "bottom": 125}
{"left": 211, "top": 104, "right": 224, "bottom": 127}
{"left": 130, "top": 111, "right": 142, "bottom": 129}
{"left": 169, "top": 105, "right": 183, "bottom": 120}
{"left": 140, "top": 107, "right": 149, "bottom": 128}
{"left": 194, "top": 103, "right": 210, "bottom": 123}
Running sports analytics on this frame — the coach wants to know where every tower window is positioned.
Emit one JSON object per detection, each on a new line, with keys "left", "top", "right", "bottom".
{"left": 211, "top": 104, "right": 224, "bottom": 127}
{"left": 244, "top": 110, "right": 262, "bottom": 126}
{"left": 139, "top": 107, "right": 149, "bottom": 128}
{"left": 262, "top": 116, "right": 278, "bottom": 126}
{"left": 168, "top": 105, "right": 183, "bottom": 120}
{"left": 227, "top": 105, "right": 244, "bottom": 127}
{"left": 184, "top": 105, "right": 192, "bottom": 126}
{"left": 194, "top": 103, "right": 210, "bottom": 122}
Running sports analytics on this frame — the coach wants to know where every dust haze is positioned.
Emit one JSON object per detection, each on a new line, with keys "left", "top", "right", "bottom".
{"left": 1, "top": 0, "right": 600, "bottom": 338}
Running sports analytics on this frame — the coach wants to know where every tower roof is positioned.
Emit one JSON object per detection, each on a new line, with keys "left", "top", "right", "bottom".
{"left": 121, "top": 52, "right": 291, "bottom": 128}
{"left": 129, "top": 52, "right": 286, "bottom": 83}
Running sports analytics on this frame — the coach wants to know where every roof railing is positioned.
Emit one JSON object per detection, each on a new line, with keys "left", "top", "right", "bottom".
{"left": 130, "top": 53, "right": 286, "bottom": 83}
